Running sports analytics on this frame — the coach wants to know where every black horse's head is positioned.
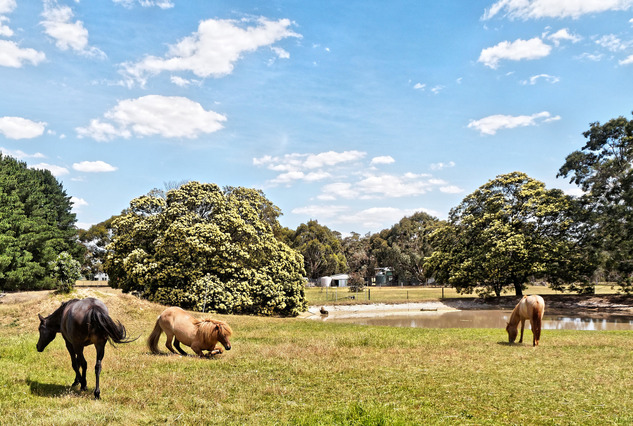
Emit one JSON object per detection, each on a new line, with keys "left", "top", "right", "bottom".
{"left": 36, "top": 314, "right": 57, "bottom": 352}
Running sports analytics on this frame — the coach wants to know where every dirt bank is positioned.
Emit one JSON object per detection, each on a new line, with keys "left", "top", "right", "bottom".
{"left": 307, "top": 294, "right": 633, "bottom": 320}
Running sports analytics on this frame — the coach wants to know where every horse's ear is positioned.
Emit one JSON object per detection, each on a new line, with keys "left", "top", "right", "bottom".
{"left": 38, "top": 313, "right": 44, "bottom": 322}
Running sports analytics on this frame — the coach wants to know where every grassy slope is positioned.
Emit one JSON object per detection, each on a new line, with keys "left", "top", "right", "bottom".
{"left": 1, "top": 286, "right": 633, "bottom": 425}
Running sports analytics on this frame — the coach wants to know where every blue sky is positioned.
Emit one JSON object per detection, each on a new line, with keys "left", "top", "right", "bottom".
{"left": 1, "top": 0, "right": 633, "bottom": 235}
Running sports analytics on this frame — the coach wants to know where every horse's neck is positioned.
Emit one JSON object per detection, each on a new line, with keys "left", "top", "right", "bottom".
{"left": 47, "top": 301, "right": 73, "bottom": 331}
{"left": 508, "top": 305, "right": 522, "bottom": 326}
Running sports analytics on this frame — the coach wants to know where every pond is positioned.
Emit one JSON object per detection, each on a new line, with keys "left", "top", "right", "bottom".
{"left": 318, "top": 309, "right": 633, "bottom": 331}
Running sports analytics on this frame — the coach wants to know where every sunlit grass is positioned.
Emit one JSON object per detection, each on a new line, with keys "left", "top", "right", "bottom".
{"left": 2, "top": 285, "right": 633, "bottom": 424}
{"left": 305, "top": 284, "right": 620, "bottom": 306}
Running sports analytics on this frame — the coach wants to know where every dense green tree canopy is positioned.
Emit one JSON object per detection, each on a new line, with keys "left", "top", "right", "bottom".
{"left": 0, "top": 155, "right": 81, "bottom": 291}
{"left": 372, "top": 212, "right": 440, "bottom": 285}
{"left": 426, "top": 172, "right": 595, "bottom": 297}
{"left": 78, "top": 215, "right": 118, "bottom": 280}
{"left": 290, "top": 220, "right": 347, "bottom": 280}
{"left": 104, "top": 182, "right": 307, "bottom": 316}
{"left": 558, "top": 112, "right": 633, "bottom": 290}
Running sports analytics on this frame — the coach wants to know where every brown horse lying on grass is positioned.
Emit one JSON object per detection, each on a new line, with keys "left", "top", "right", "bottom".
{"left": 148, "top": 307, "right": 232, "bottom": 357}
{"left": 506, "top": 295, "right": 545, "bottom": 346}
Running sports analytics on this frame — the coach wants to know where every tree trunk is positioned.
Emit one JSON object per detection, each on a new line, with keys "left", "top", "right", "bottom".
{"left": 514, "top": 282, "right": 523, "bottom": 296}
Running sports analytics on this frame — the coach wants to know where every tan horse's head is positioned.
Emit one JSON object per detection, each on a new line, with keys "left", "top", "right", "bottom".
{"left": 506, "top": 322, "right": 518, "bottom": 343}
{"left": 196, "top": 319, "right": 233, "bottom": 351}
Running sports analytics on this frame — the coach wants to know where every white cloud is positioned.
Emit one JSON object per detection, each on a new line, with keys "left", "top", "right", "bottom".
{"left": 546, "top": 28, "right": 582, "bottom": 46}
{"left": 413, "top": 82, "right": 426, "bottom": 90}
{"left": 439, "top": 185, "right": 464, "bottom": 194}
{"left": 317, "top": 172, "right": 450, "bottom": 201}
{"left": 595, "top": 34, "right": 630, "bottom": 52}
{"left": 70, "top": 196, "right": 88, "bottom": 208}
{"left": 576, "top": 52, "right": 604, "bottom": 61}
{"left": 0, "top": 147, "right": 45, "bottom": 159}
{"left": 479, "top": 37, "right": 552, "bottom": 69}
{"left": 0, "top": 40, "right": 46, "bottom": 68}
{"left": 0, "top": 116, "right": 46, "bottom": 139}
{"left": 76, "top": 95, "right": 227, "bottom": 141}
{"left": 30, "top": 163, "right": 69, "bottom": 177}
{"left": 291, "top": 204, "right": 349, "bottom": 219}
{"left": 335, "top": 207, "right": 441, "bottom": 230}
{"left": 0, "top": 0, "right": 15, "bottom": 36}
{"left": 120, "top": 17, "right": 301, "bottom": 86}
{"left": 620, "top": 54, "right": 633, "bottom": 65}
{"left": 40, "top": 0, "right": 105, "bottom": 58}
{"left": 483, "top": 0, "right": 633, "bottom": 20}
{"left": 72, "top": 160, "right": 117, "bottom": 172}
{"left": 113, "top": 0, "right": 174, "bottom": 9}
{"left": 170, "top": 75, "right": 200, "bottom": 87}
{"left": 254, "top": 151, "right": 366, "bottom": 185}
{"left": 468, "top": 111, "right": 561, "bottom": 135}
{"left": 521, "top": 73, "right": 560, "bottom": 85}
{"left": 370, "top": 156, "right": 395, "bottom": 165}
{"left": 430, "top": 161, "right": 455, "bottom": 170}
{"left": 431, "top": 85, "right": 444, "bottom": 95}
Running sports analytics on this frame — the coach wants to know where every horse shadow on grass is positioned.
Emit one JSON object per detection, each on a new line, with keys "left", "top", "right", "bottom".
{"left": 26, "top": 379, "right": 84, "bottom": 398}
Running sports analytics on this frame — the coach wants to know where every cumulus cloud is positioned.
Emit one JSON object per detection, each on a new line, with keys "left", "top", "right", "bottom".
{"left": 0, "top": 0, "right": 15, "bottom": 36}
{"left": 483, "top": 0, "right": 633, "bottom": 20}
{"left": 29, "top": 163, "right": 69, "bottom": 177}
{"left": 335, "top": 207, "right": 441, "bottom": 230}
{"left": 0, "top": 116, "right": 46, "bottom": 139}
{"left": 595, "top": 34, "right": 631, "bottom": 52}
{"left": 120, "top": 17, "right": 301, "bottom": 86}
{"left": 468, "top": 111, "right": 561, "bottom": 135}
{"left": 430, "top": 161, "right": 456, "bottom": 171}
{"left": 620, "top": 54, "right": 633, "bottom": 65}
{"left": 370, "top": 156, "right": 395, "bottom": 165}
{"left": 0, "top": 40, "right": 46, "bottom": 68}
{"left": 478, "top": 37, "right": 552, "bottom": 69}
{"left": 113, "top": 0, "right": 174, "bottom": 8}
{"left": 76, "top": 95, "right": 227, "bottom": 141}
{"left": 40, "top": 0, "right": 105, "bottom": 57}
{"left": 0, "top": 147, "right": 45, "bottom": 159}
{"left": 291, "top": 204, "right": 349, "bottom": 219}
{"left": 413, "top": 83, "right": 426, "bottom": 90}
{"left": 70, "top": 196, "right": 88, "bottom": 208}
{"left": 546, "top": 28, "right": 582, "bottom": 46}
{"left": 521, "top": 73, "right": 560, "bottom": 85}
{"left": 253, "top": 151, "right": 366, "bottom": 185}
{"left": 72, "top": 160, "right": 117, "bottom": 172}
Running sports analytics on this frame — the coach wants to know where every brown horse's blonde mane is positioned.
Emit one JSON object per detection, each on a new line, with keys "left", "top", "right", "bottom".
{"left": 193, "top": 318, "right": 233, "bottom": 344}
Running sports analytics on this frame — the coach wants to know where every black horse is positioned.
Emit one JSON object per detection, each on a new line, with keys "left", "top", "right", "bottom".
{"left": 36, "top": 297, "right": 135, "bottom": 399}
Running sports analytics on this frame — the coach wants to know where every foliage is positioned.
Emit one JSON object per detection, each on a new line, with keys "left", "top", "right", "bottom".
{"left": 49, "top": 251, "right": 81, "bottom": 293}
{"left": 426, "top": 172, "right": 596, "bottom": 297}
{"left": 104, "top": 182, "right": 307, "bottom": 316}
{"left": 77, "top": 216, "right": 118, "bottom": 280}
{"left": 370, "top": 212, "right": 440, "bottom": 285}
{"left": 290, "top": 219, "right": 347, "bottom": 280}
{"left": 558, "top": 112, "right": 633, "bottom": 292}
{"left": 0, "top": 154, "right": 82, "bottom": 291}
{"left": 341, "top": 232, "right": 374, "bottom": 283}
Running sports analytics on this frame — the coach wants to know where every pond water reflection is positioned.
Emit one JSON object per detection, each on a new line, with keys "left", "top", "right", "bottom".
{"left": 323, "top": 309, "right": 633, "bottom": 331}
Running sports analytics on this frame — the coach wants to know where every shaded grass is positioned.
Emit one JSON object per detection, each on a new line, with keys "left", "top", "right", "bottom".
{"left": 2, "top": 287, "right": 633, "bottom": 424}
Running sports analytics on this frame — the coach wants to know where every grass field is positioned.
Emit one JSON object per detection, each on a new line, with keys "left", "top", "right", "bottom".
{"left": 305, "top": 284, "right": 620, "bottom": 305}
{"left": 1, "top": 284, "right": 633, "bottom": 425}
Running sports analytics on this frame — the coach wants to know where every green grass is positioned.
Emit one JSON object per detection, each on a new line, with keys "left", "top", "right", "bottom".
{"left": 1, "top": 286, "right": 633, "bottom": 424}
{"left": 305, "top": 284, "right": 620, "bottom": 305}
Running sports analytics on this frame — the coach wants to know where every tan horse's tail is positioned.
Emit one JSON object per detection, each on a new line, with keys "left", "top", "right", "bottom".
{"left": 532, "top": 300, "right": 543, "bottom": 346}
{"left": 147, "top": 317, "right": 163, "bottom": 354}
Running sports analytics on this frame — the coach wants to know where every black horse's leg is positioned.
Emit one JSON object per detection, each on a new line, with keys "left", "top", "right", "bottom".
{"left": 94, "top": 341, "right": 105, "bottom": 400}
{"left": 75, "top": 346, "right": 88, "bottom": 391}
{"left": 173, "top": 339, "right": 189, "bottom": 356}
{"left": 64, "top": 339, "right": 81, "bottom": 387}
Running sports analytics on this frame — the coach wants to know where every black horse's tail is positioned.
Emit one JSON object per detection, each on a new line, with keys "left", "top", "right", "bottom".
{"left": 90, "top": 308, "right": 137, "bottom": 346}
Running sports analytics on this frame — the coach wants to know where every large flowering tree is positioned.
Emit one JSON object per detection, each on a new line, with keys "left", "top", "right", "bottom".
{"left": 105, "top": 182, "right": 306, "bottom": 316}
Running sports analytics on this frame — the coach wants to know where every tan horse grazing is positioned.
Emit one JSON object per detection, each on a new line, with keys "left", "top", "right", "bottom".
{"left": 506, "top": 295, "right": 545, "bottom": 346}
{"left": 147, "top": 307, "right": 232, "bottom": 357}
